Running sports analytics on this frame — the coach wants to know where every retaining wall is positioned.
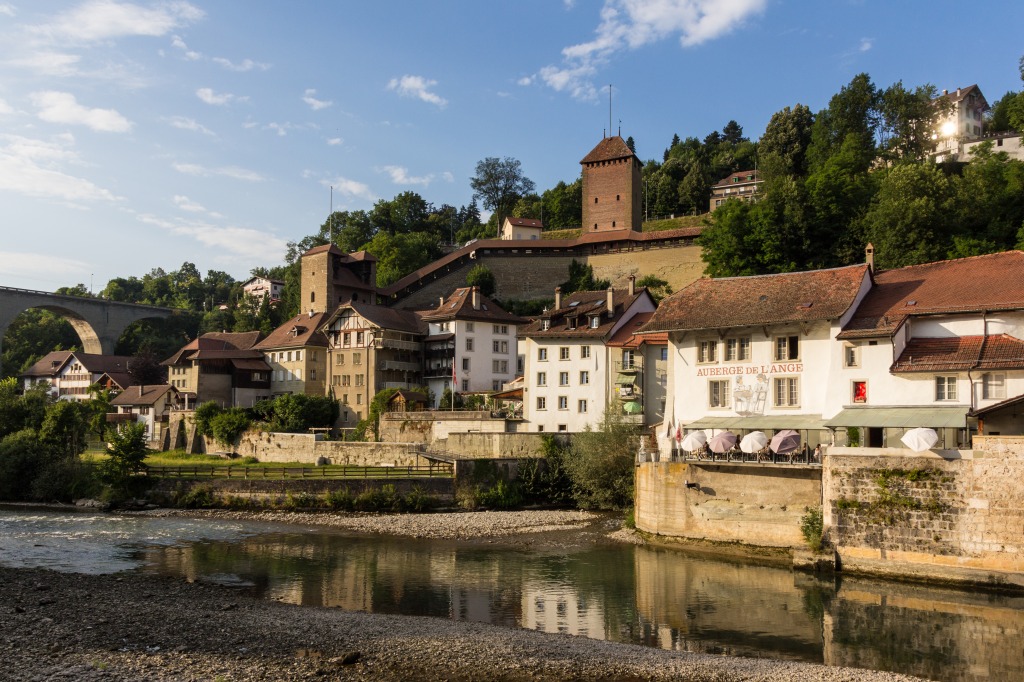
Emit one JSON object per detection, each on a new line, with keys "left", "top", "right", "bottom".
{"left": 236, "top": 431, "right": 428, "bottom": 467}
{"left": 634, "top": 461, "right": 822, "bottom": 549}
{"left": 148, "top": 476, "right": 454, "bottom": 505}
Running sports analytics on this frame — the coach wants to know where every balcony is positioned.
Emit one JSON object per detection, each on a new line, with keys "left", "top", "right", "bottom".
{"left": 424, "top": 366, "right": 454, "bottom": 380}
{"left": 379, "top": 360, "right": 420, "bottom": 372}
{"left": 374, "top": 338, "right": 421, "bottom": 352}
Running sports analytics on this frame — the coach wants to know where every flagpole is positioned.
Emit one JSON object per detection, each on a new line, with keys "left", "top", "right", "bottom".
{"left": 451, "top": 321, "right": 456, "bottom": 412}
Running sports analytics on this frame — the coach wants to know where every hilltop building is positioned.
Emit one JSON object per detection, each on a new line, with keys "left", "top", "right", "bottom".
{"left": 580, "top": 135, "right": 642, "bottom": 233}
{"left": 709, "top": 170, "right": 762, "bottom": 212}
{"left": 300, "top": 245, "right": 378, "bottom": 314}
{"left": 499, "top": 217, "right": 543, "bottom": 241}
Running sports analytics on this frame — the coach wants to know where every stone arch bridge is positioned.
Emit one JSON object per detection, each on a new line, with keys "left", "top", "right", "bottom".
{"left": 0, "top": 286, "right": 175, "bottom": 373}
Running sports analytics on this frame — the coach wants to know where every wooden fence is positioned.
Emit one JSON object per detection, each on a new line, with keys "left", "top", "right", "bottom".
{"left": 145, "top": 464, "right": 454, "bottom": 480}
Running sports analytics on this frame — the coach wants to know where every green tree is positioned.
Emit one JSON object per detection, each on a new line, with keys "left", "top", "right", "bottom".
{"left": 635, "top": 274, "right": 673, "bottom": 303}
{"left": 470, "top": 157, "right": 536, "bottom": 227}
{"left": 876, "top": 81, "right": 942, "bottom": 163}
{"left": 561, "top": 260, "right": 609, "bottom": 294}
{"left": 564, "top": 407, "right": 639, "bottom": 510}
{"left": 363, "top": 231, "right": 441, "bottom": 287}
{"left": 465, "top": 264, "right": 496, "bottom": 297}
{"left": 102, "top": 422, "right": 149, "bottom": 497}
{"left": 39, "top": 399, "right": 91, "bottom": 458}
{"left": 759, "top": 104, "right": 814, "bottom": 178}
{"left": 0, "top": 430, "right": 56, "bottom": 501}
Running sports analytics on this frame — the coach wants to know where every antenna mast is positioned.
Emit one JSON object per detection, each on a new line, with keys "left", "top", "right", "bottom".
{"left": 608, "top": 84, "right": 612, "bottom": 138}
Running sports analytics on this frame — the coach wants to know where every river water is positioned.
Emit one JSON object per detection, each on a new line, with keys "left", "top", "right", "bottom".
{"left": 2, "top": 507, "right": 1022, "bottom": 682}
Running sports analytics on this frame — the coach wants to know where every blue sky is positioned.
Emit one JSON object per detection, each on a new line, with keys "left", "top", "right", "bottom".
{"left": 1, "top": 0, "right": 1022, "bottom": 292}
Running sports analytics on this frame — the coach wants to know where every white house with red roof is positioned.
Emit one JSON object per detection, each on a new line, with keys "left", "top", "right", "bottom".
{"left": 499, "top": 217, "right": 543, "bottom": 241}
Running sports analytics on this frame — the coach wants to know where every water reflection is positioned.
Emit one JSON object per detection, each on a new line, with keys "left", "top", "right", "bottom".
{"left": 3, "top": 509, "right": 1024, "bottom": 682}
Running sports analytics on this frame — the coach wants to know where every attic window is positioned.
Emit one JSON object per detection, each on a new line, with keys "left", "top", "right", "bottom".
{"left": 590, "top": 316, "right": 600, "bottom": 329}
{"left": 567, "top": 318, "right": 578, "bottom": 330}
{"left": 906, "top": 300, "right": 917, "bottom": 306}
{"left": 797, "top": 302, "right": 813, "bottom": 309}
{"left": 542, "top": 319, "right": 550, "bottom": 331}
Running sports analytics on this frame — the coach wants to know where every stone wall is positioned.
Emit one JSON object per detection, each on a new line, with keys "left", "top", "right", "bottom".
{"left": 378, "top": 412, "right": 509, "bottom": 445}
{"left": 444, "top": 432, "right": 550, "bottom": 459}
{"left": 824, "top": 444, "right": 1024, "bottom": 589}
{"left": 149, "top": 476, "right": 454, "bottom": 505}
{"left": 236, "top": 430, "right": 428, "bottom": 467}
{"left": 634, "top": 462, "right": 822, "bottom": 549}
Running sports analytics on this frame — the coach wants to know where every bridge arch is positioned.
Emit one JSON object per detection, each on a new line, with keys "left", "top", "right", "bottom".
{"left": 0, "top": 286, "right": 175, "bottom": 373}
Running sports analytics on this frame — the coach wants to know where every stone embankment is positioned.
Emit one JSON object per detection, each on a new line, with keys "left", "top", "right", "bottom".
{"left": 0, "top": 510, "right": 927, "bottom": 681}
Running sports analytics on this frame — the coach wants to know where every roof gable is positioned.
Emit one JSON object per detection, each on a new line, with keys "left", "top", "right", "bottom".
{"left": 580, "top": 136, "right": 636, "bottom": 164}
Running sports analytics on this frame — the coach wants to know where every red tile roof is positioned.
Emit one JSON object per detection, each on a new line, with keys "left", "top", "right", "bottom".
{"left": 255, "top": 311, "right": 331, "bottom": 350}
{"left": 580, "top": 135, "right": 636, "bottom": 164}
{"left": 642, "top": 264, "right": 869, "bottom": 333}
{"left": 505, "top": 217, "right": 543, "bottom": 228}
{"left": 519, "top": 288, "right": 652, "bottom": 340}
{"left": 711, "top": 170, "right": 761, "bottom": 188}
{"left": 163, "top": 331, "right": 263, "bottom": 365}
{"left": 607, "top": 312, "right": 668, "bottom": 348}
{"left": 840, "top": 251, "right": 1024, "bottom": 339}
{"left": 111, "top": 384, "right": 176, "bottom": 407}
{"left": 419, "top": 287, "right": 528, "bottom": 324}
{"left": 892, "top": 334, "right": 1024, "bottom": 373}
{"left": 21, "top": 351, "right": 75, "bottom": 377}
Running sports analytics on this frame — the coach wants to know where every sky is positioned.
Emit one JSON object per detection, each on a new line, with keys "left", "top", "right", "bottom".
{"left": 1, "top": 1, "right": 1022, "bottom": 293}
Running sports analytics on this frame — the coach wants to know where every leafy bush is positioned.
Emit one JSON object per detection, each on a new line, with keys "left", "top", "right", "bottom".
{"left": 32, "top": 457, "right": 101, "bottom": 502}
{"left": 324, "top": 487, "right": 354, "bottom": 511}
{"left": 354, "top": 484, "right": 402, "bottom": 512}
{"left": 193, "top": 401, "right": 223, "bottom": 437}
{"left": 801, "top": 506, "right": 824, "bottom": 552}
{"left": 477, "top": 479, "right": 523, "bottom": 509}
{"left": 209, "top": 408, "right": 251, "bottom": 444}
{"left": 175, "top": 485, "right": 216, "bottom": 508}
{"left": 564, "top": 408, "right": 638, "bottom": 510}
{"left": 101, "top": 422, "right": 150, "bottom": 499}
{"left": 283, "top": 491, "right": 319, "bottom": 510}
{"left": 402, "top": 485, "right": 435, "bottom": 512}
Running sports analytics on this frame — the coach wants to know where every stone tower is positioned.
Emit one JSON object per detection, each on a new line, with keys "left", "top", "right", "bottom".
{"left": 580, "top": 135, "right": 642, "bottom": 233}
{"left": 300, "top": 244, "right": 378, "bottom": 313}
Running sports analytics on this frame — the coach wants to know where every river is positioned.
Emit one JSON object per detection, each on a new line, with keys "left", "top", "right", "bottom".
{"left": 1, "top": 507, "right": 1021, "bottom": 682}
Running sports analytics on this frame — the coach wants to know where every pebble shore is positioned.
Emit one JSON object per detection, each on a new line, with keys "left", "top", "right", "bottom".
{"left": 1, "top": 509, "right": 928, "bottom": 681}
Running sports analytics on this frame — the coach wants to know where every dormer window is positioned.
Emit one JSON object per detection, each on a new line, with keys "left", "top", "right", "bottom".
{"left": 542, "top": 319, "right": 550, "bottom": 331}
{"left": 567, "top": 317, "right": 577, "bottom": 330}
{"left": 590, "top": 316, "right": 600, "bottom": 329}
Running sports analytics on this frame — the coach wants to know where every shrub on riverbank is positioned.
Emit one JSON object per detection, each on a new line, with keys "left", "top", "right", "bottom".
{"left": 563, "top": 409, "right": 639, "bottom": 510}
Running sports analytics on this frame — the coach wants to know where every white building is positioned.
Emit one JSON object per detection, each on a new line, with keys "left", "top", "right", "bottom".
{"left": 519, "top": 280, "right": 656, "bottom": 433}
{"left": 499, "top": 217, "right": 543, "bottom": 241}
{"left": 241, "top": 276, "right": 285, "bottom": 303}
{"left": 21, "top": 351, "right": 135, "bottom": 401}
{"left": 419, "top": 286, "right": 527, "bottom": 407}
{"left": 933, "top": 84, "right": 989, "bottom": 160}
{"left": 109, "top": 384, "right": 182, "bottom": 442}
{"left": 643, "top": 248, "right": 1024, "bottom": 457}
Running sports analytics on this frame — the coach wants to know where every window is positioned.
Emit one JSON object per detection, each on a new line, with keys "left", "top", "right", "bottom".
{"left": 355, "top": 374, "right": 364, "bottom": 387}
{"left": 579, "top": 370, "right": 590, "bottom": 385}
{"left": 542, "top": 319, "right": 550, "bottom": 331}
{"left": 356, "top": 332, "right": 364, "bottom": 345}
{"left": 538, "top": 425, "right": 544, "bottom": 432}
{"left": 558, "top": 424, "right": 568, "bottom": 432}
{"left": 558, "top": 396, "right": 568, "bottom": 410}
{"left": 286, "top": 351, "right": 292, "bottom": 362}
{"left": 590, "top": 316, "right": 600, "bottom": 329}
{"left": 462, "top": 379, "right": 469, "bottom": 392}
{"left": 493, "top": 360, "right": 508, "bottom": 373}
{"left": 356, "top": 394, "right": 362, "bottom": 404}
{"left": 774, "top": 377, "right": 800, "bottom": 407}
{"left": 559, "top": 371, "right": 569, "bottom": 386}
{"left": 622, "top": 349, "right": 635, "bottom": 369}
{"left": 537, "top": 372, "right": 547, "bottom": 386}
{"left": 844, "top": 344, "right": 859, "bottom": 368}
{"left": 660, "top": 347, "right": 668, "bottom": 361}
{"left": 309, "top": 369, "right": 316, "bottom": 381}
{"left": 342, "top": 375, "right": 351, "bottom": 387}
{"left": 462, "top": 358, "right": 470, "bottom": 371}
{"left": 698, "top": 340, "right": 717, "bottom": 363}
{"left": 709, "top": 380, "right": 730, "bottom": 408}
{"left": 466, "top": 337, "right": 474, "bottom": 351}
{"left": 983, "top": 373, "right": 1006, "bottom": 400}
{"left": 935, "top": 376, "right": 958, "bottom": 401}
{"left": 537, "top": 396, "right": 547, "bottom": 410}
{"left": 538, "top": 348, "right": 548, "bottom": 361}
{"left": 559, "top": 347, "right": 570, "bottom": 360}
{"left": 774, "top": 335, "right": 800, "bottom": 361}
{"left": 493, "top": 324, "right": 508, "bottom": 334}
{"left": 567, "top": 317, "right": 578, "bottom": 330}
{"left": 581, "top": 346, "right": 590, "bottom": 359}
{"left": 493, "top": 380, "right": 501, "bottom": 391}
{"left": 138, "top": 406, "right": 150, "bottom": 415}
{"left": 725, "top": 337, "right": 751, "bottom": 361}
{"left": 466, "top": 322, "right": 474, "bottom": 332}
{"left": 851, "top": 381, "right": 867, "bottom": 403}
{"left": 578, "top": 399, "right": 588, "bottom": 413}
{"left": 343, "top": 332, "right": 351, "bottom": 346}
{"left": 336, "top": 354, "right": 345, "bottom": 365}
{"left": 353, "top": 353, "right": 362, "bottom": 365}
{"left": 295, "top": 350, "right": 302, "bottom": 361}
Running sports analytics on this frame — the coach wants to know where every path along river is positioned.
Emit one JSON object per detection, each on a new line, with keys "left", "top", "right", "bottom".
{"left": 1, "top": 506, "right": 1022, "bottom": 682}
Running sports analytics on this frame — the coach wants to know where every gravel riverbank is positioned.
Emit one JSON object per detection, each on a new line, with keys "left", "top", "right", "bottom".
{"left": 1, "top": 563, "right": 927, "bottom": 682}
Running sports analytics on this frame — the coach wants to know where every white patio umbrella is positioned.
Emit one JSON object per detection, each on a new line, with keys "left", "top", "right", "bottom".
{"left": 740, "top": 431, "right": 769, "bottom": 453}
{"left": 680, "top": 431, "right": 707, "bottom": 452}
{"left": 901, "top": 427, "right": 939, "bottom": 452}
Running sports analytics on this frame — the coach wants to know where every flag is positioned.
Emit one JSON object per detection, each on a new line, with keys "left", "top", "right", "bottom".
{"left": 675, "top": 424, "right": 682, "bottom": 443}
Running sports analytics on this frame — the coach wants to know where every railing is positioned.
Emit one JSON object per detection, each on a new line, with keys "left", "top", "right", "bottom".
{"left": 672, "top": 449, "right": 820, "bottom": 466}
{"left": 373, "top": 338, "right": 421, "bottom": 351}
{"left": 145, "top": 464, "right": 454, "bottom": 480}
{"left": 379, "top": 360, "right": 420, "bottom": 372}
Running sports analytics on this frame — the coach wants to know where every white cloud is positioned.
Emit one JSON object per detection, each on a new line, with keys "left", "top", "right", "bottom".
{"left": 212, "top": 57, "right": 270, "bottom": 72}
{"left": 302, "top": 88, "right": 332, "bottom": 111}
{"left": 321, "top": 176, "right": 376, "bottom": 203}
{"left": 196, "top": 87, "right": 245, "bottom": 106}
{"left": 537, "top": 0, "right": 767, "bottom": 100}
{"left": 380, "top": 165, "right": 434, "bottom": 187}
{"left": 166, "top": 116, "right": 213, "bottom": 135}
{"left": 0, "top": 3, "right": 15, "bottom": 17}
{"left": 516, "top": 76, "right": 535, "bottom": 86}
{"left": 171, "top": 34, "right": 201, "bottom": 60}
{"left": 8, "top": 51, "right": 82, "bottom": 77}
{"left": 173, "top": 195, "right": 207, "bottom": 212}
{"left": 30, "top": 0, "right": 204, "bottom": 45}
{"left": 441, "top": 171, "right": 454, "bottom": 183}
{"left": 265, "top": 122, "right": 289, "bottom": 137}
{"left": 0, "top": 98, "right": 12, "bottom": 115}
{"left": 30, "top": 91, "right": 132, "bottom": 132}
{"left": 172, "top": 162, "right": 264, "bottom": 182}
{"left": 326, "top": 137, "right": 343, "bottom": 146}
{"left": 0, "top": 251, "right": 92, "bottom": 282}
{"left": 387, "top": 75, "right": 448, "bottom": 108}
{"left": 137, "top": 213, "right": 288, "bottom": 263}
{"left": 860, "top": 37, "right": 873, "bottom": 52}
{"left": 0, "top": 133, "right": 119, "bottom": 202}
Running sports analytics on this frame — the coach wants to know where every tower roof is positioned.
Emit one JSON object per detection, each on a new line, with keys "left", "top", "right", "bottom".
{"left": 580, "top": 136, "right": 636, "bottom": 164}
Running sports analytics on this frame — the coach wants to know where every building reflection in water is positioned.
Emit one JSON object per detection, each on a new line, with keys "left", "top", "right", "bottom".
{"left": 139, "top": 529, "right": 1024, "bottom": 682}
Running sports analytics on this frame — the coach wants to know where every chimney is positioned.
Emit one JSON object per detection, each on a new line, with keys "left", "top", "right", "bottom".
{"left": 471, "top": 286, "right": 480, "bottom": 310}
{"left": 439, "top": 295, "right": 444, "bottom": 307}
{"left": 554, "top": 286, "right": 562, "bottom": 310}
{"left": 628, "top": 275, "right": 636, "bottom": 296}
{"left": 942, "top": 89, "right": 948, "bottom": 96}
{"left": 606, "top": 286, "right": 614, "bottom": 315}
{"left": 865, "top": 243, "right": 875, "bottom": 273}
{"left": 956, "top": 87, "right": 961, "bottom": 97}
